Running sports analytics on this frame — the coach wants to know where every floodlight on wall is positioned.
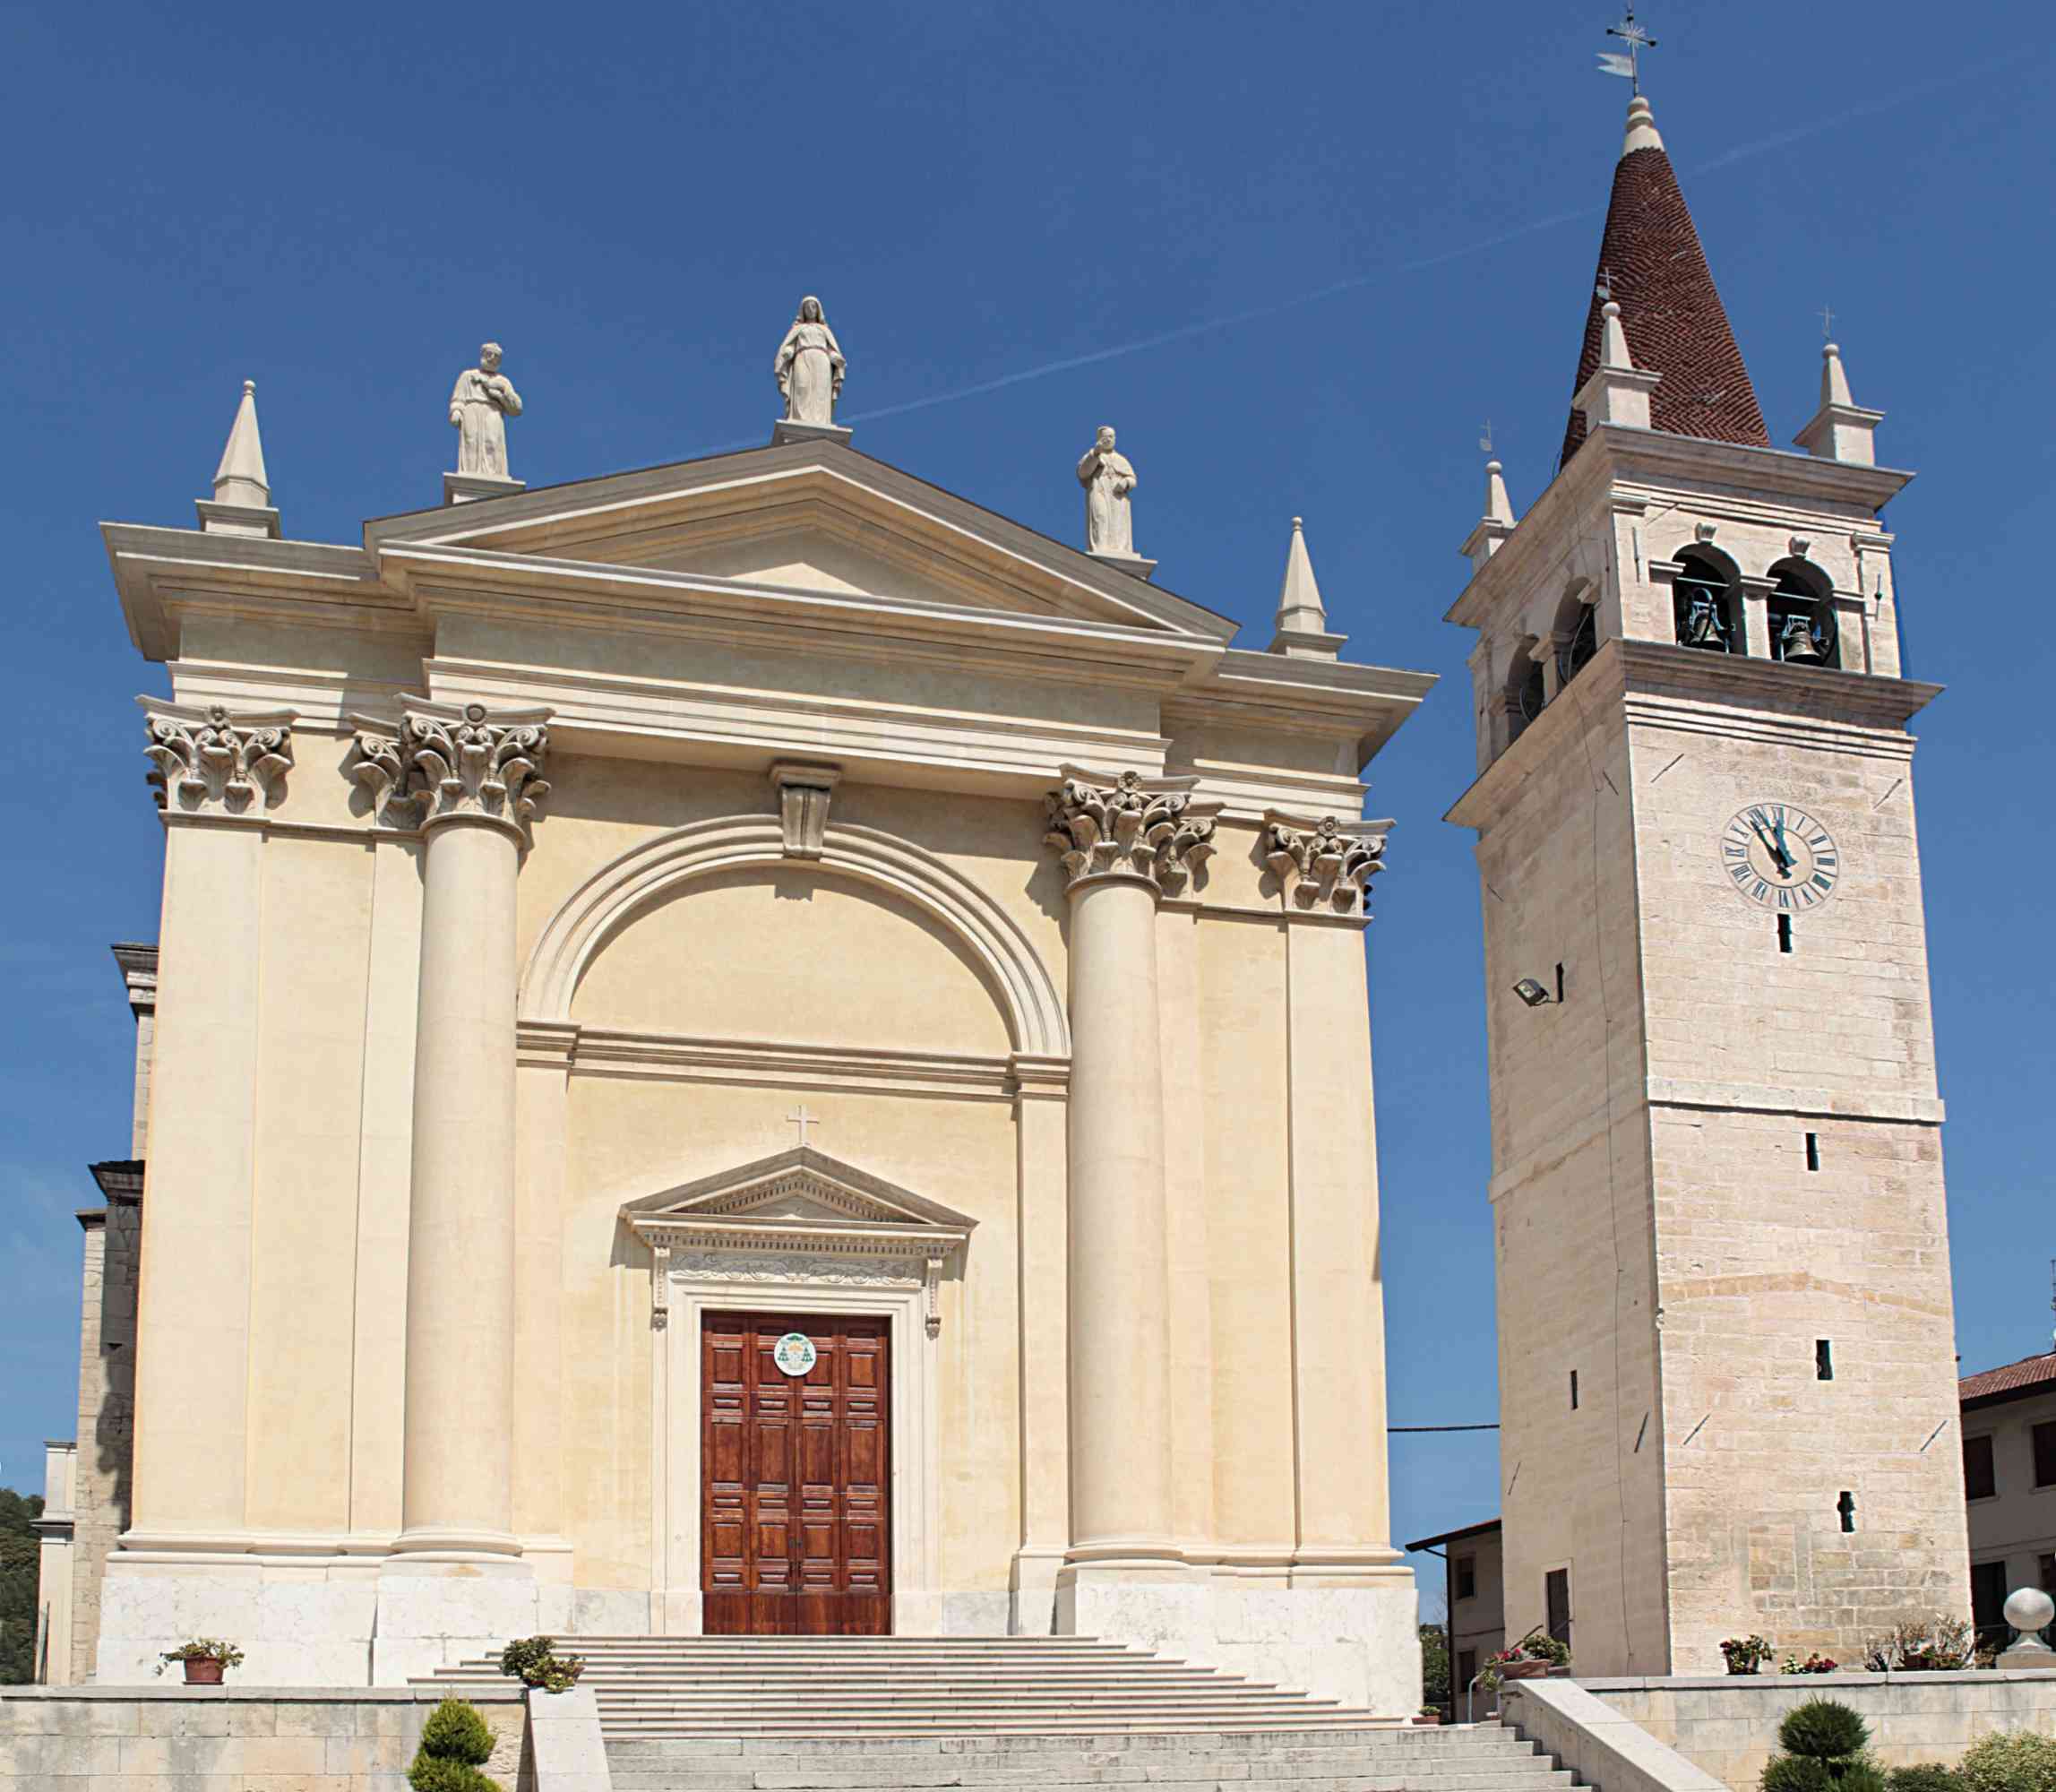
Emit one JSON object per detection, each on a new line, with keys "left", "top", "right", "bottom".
{"left": 1511, "top": 977, "right": 1555, "bottom": 1008}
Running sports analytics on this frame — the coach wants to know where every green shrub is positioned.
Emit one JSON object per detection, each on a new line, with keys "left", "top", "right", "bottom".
{"left": 1887, "top": 1765, "right": 1962, "bottom": 1792}
{"left": 1764, "top": 1757, "right": 1837, "bottom": 1792}
{"left": 497, "top": 1633, "right": 586, "bottom": 1693}
{"left": 1958, "top": 1731, "right": 2056, "bottom": 1792}
{"left": 407, "top": 1697, "right": 501, "bottom": 1792}
{"left": 409, "top": 1760, "right": 498, "bottom": 1792}
{"left": 1780, "top": 1700, "right": 1872, "bottom": 1762}
{"left": 1837, "top": 1764, "right": 1887, "bottom": 1792}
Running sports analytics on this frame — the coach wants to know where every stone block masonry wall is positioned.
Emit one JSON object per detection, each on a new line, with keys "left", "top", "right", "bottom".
{"left": 1481, "top": 679, "right": 1673, "bottom": 1676}
{"left": 1628, "top": 707, "right": 1966, "bottom": 1671}
{"left": 70, "top": 1199, "right": 140, "bottom": 1684}
{"left": 0, "top": 1685, "right": 531, "bottom": 1791}
{"left": 1584, "top": 1671, "right": 2056, "bottom": 1792}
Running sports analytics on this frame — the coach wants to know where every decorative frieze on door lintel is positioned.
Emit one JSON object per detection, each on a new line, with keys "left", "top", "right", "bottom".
{"left": 621, "top": 1145, "right": 973, "bottom": 1340}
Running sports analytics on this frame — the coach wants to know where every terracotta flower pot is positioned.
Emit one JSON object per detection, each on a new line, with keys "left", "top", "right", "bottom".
{"left": 1497, "top": 1658, "right": 1550, "bottom": 1682}
{"left": 1413, "top": 1713, "right": 1442, "bottom": 1726}
{"left": 183, "top": 1658, "right": 225, "bottom": 1684}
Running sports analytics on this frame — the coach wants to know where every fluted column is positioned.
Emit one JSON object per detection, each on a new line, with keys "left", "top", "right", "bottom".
{"left": 354, "top": 700, "right": 550, "bottom": 1555}
{"left": 1043, "top": 768, "right": 1218, "bottom": 1563}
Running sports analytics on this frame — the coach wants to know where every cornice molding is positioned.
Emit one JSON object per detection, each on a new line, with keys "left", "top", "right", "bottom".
{"left": 1447, "top": 638, "right": 1940, "bottom": 832}
{"left": 1447, "top": 426, "right": 1913, "bottom": 633}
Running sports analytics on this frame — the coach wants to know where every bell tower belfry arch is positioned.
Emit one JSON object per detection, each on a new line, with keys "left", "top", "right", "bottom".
{"left": 1445, "top": 91, "right": 1969, "bottom": 1676}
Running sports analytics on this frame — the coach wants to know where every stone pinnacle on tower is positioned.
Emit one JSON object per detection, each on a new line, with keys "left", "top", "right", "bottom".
{"left": 1795, "top": 335, "right": 1885, "bottom": 467}
{"left": 1461, "top": 454, "right": 1519, "bottom": 571}
{"left": 1268, "top": 516, "right": 1346, "bottom": 659}
{"left": 196, "top": 379, "right": 281, "bottom": 538}
{"left": 1559, "top": 91, "right": 1769, "bottom": 469}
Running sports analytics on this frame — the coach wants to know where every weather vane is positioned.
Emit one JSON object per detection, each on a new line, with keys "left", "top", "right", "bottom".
{"left": 1597, "top": 5, "right": 1657, "bottom": 95}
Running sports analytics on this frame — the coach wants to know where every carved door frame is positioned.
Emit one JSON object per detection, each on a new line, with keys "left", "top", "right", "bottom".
{"left": 653, "top": 1260, "right": 941, "bottom": 1636}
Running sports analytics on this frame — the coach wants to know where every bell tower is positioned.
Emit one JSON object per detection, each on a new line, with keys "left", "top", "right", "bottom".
{"left": 1447, "top": 90, "right": 1969, "bottom": 1674}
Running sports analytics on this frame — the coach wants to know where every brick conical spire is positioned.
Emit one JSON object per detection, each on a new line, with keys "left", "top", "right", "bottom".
{"left": 1560, "top": 95, "right": 1769, "bottom": 468}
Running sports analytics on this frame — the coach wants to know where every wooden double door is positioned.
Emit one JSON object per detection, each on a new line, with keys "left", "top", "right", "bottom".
{"left": 700, "top": 1313, "right": 891, "bottom": 1634}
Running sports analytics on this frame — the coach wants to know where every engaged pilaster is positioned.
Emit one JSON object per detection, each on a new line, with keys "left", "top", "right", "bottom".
{"left": 353, "top": 699, "right": 551, "bottom": 1558}
{"left": 1043, "top": 768, "right": 1217, "bottom": 1574}
{"left": 125, "top": 702, "right": 295, "bottom": 1551}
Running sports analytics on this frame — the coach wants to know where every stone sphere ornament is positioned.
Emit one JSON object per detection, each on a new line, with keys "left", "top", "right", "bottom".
{"left": 2004, "top": 1586, "right": 2055, "bottom": 1634}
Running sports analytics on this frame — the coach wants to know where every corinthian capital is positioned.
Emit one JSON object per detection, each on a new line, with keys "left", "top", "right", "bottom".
{"left": 1043, "top": 766, "right": 1219, "bottom": 897}
{"left": 140, "top": 698, "right": 294, "bottom": 814}
{"left": 349, "top": 697, "right": 552, "bottom": 839}
{"left": 1264, "top": 813, "right": 1390, "bottom": 916}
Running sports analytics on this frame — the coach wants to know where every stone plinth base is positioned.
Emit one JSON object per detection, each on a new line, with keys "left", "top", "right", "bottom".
{"left": 771, "top": 418, "right": 854, "bottom": 448}
{"left": 444, "top": 471, "right": 526, "bottom": 504}
{"left": 1088, "top": 550, "right": 1157, "bottom": 581}
{"left": 92, "top": 1548, "right": 579, "bottom": 1685}
{"left": 1054, "top": 1560, "right": 1419, "bottom": 1715}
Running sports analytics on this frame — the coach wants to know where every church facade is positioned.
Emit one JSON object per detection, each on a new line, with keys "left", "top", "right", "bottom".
{"left": 76, "top": 367, "right": 1430, "bottom": 1710}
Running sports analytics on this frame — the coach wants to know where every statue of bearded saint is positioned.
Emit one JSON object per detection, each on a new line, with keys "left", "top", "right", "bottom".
{"left": 1077, "top": 426, "right": 1137, "bottom": 556}
{"left": 450, "top": 342, "right": 522, "bottom": 478}
{"left": 774, "top": 297, "right": 846, "bottom": 425}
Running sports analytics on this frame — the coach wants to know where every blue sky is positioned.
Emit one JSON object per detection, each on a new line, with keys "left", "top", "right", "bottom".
{"left": 3, "top": 3, "right": 2052, "bottom": 1615}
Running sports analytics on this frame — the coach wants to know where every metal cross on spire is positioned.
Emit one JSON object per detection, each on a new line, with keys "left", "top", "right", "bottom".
{"left": 1819, "top": 303, "right": 1836, "bottom": 341}
{"left": 1597, "top": 4, "right": 1657, "bottom": 94}
{"left": 1479, "top": 419, "right": 1494, "bottom": 454}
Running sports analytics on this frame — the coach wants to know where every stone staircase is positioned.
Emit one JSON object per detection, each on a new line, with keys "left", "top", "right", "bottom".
{"left": 415, "top": 1635, "right": 1577, "bottom": 1790}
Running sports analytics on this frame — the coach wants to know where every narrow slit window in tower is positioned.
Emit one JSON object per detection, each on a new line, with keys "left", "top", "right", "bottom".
{"left": 1837, "top": 1490, "right": 1856, "bottom": 1534}
{"left": 1570, "top": 1370, "right": 1579, "bottom": 1410}
{"left": 1555, "top": 962, "right": 1565, "bottom": 1004}
{"left": 1778, "top": 914, "right": 1794, "bottom": 953}
{"left": 1816, "top": 1340, "right": 1834, "bottom": 1381}
{"left": 1806, "top": 1133, "right": 1820, "bottom": 1171}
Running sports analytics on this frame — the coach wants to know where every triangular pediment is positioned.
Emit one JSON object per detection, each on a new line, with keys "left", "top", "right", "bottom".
{"left": 620, "top": 1146, "right": 978, "bottom": 1245}
{"left": 364, "top": 438, "right": 1234, "bottom": 642}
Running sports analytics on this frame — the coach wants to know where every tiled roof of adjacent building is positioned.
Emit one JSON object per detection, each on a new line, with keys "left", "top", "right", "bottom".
{"left": 1560, "top": 98, "right": 1770, "bottom": 470}
{"left": 1959, "top": 1349, "right": 2056, "bottom": 1410}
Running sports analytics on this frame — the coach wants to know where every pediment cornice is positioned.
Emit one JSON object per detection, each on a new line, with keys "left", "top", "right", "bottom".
{"left": 364, "top": 440, "right": 1237, "bottom": 643}
{"left": 619, "top": 1145, "right": 977, "bottom": 1254}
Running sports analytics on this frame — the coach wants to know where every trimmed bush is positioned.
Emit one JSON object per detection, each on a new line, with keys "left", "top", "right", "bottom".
{"left": 407, "top": 1696, "right": 501, "bottom": 1792}
{"left": 1780, "top": 1700, "right": 1872, "bottom": 1762}
{"left": 1764, "top": 1757, "right": 1837, "bottom": 1792}
{"left": 498, "top": 1633, "right": 586, "bottom": 1693}
{"left": 1958, "top": 1732, "right": 2056, "bottom": 1792}
{"left": 410, "top": 1761, "right": 499, "bottom": 1792}
{"left": 1837, "top": 1766, "right": 1887, "bottom": 1792}
{"left": 1887, "top": 1766, "right": 1962, "bottom": 1792}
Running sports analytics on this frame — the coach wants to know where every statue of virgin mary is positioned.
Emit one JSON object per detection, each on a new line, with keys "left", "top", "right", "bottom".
{"left": 774, "top": 297, "right": 846, "bottom": 425}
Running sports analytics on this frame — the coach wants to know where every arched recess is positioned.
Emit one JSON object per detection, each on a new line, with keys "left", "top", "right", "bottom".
{"left": 520, "top": 814, "right": 1070, "bottom": 1058}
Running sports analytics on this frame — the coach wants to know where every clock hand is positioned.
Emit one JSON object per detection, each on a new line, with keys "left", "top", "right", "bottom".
{"left": 1747, "top": 818, "right": 1787, "bottom": 873}
{"left": 1773, "top": 814, "right": 1793, "bottom": 867}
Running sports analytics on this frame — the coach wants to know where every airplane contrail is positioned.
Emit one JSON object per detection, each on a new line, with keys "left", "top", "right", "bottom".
{"left": 704, "top": 52, "right": 2016, "bottom": 453}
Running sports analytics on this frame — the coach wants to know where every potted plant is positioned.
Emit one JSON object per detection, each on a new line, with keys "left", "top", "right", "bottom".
{"left": 154, "top": 1639, "right": 245, "bottom": 1684}
{"left": 1782, "top": 1652, "right": 1839, "bottom": 1676}
{"left": 1414, "top": 1705, "right": 1443, "bottom": 1726}
{"left": 1723, "top": 1634, "right": 1774, "bottom": 1676}
{"left": 1484, "top": 1626, "right": 1571, "bottom": 1688}
{"left": 1866, "top": 1615, "right": 1972, "bottom": 1673}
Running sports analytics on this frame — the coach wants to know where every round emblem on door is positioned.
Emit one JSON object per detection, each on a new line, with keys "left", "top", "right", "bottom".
{"left": 772, "top": 1331, "right": 818, "bottom": 1377}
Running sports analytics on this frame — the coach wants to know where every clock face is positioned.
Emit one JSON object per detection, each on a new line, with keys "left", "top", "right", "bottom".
{"left": 1721, "top": 803, "right": 1840, "bottom": 910}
